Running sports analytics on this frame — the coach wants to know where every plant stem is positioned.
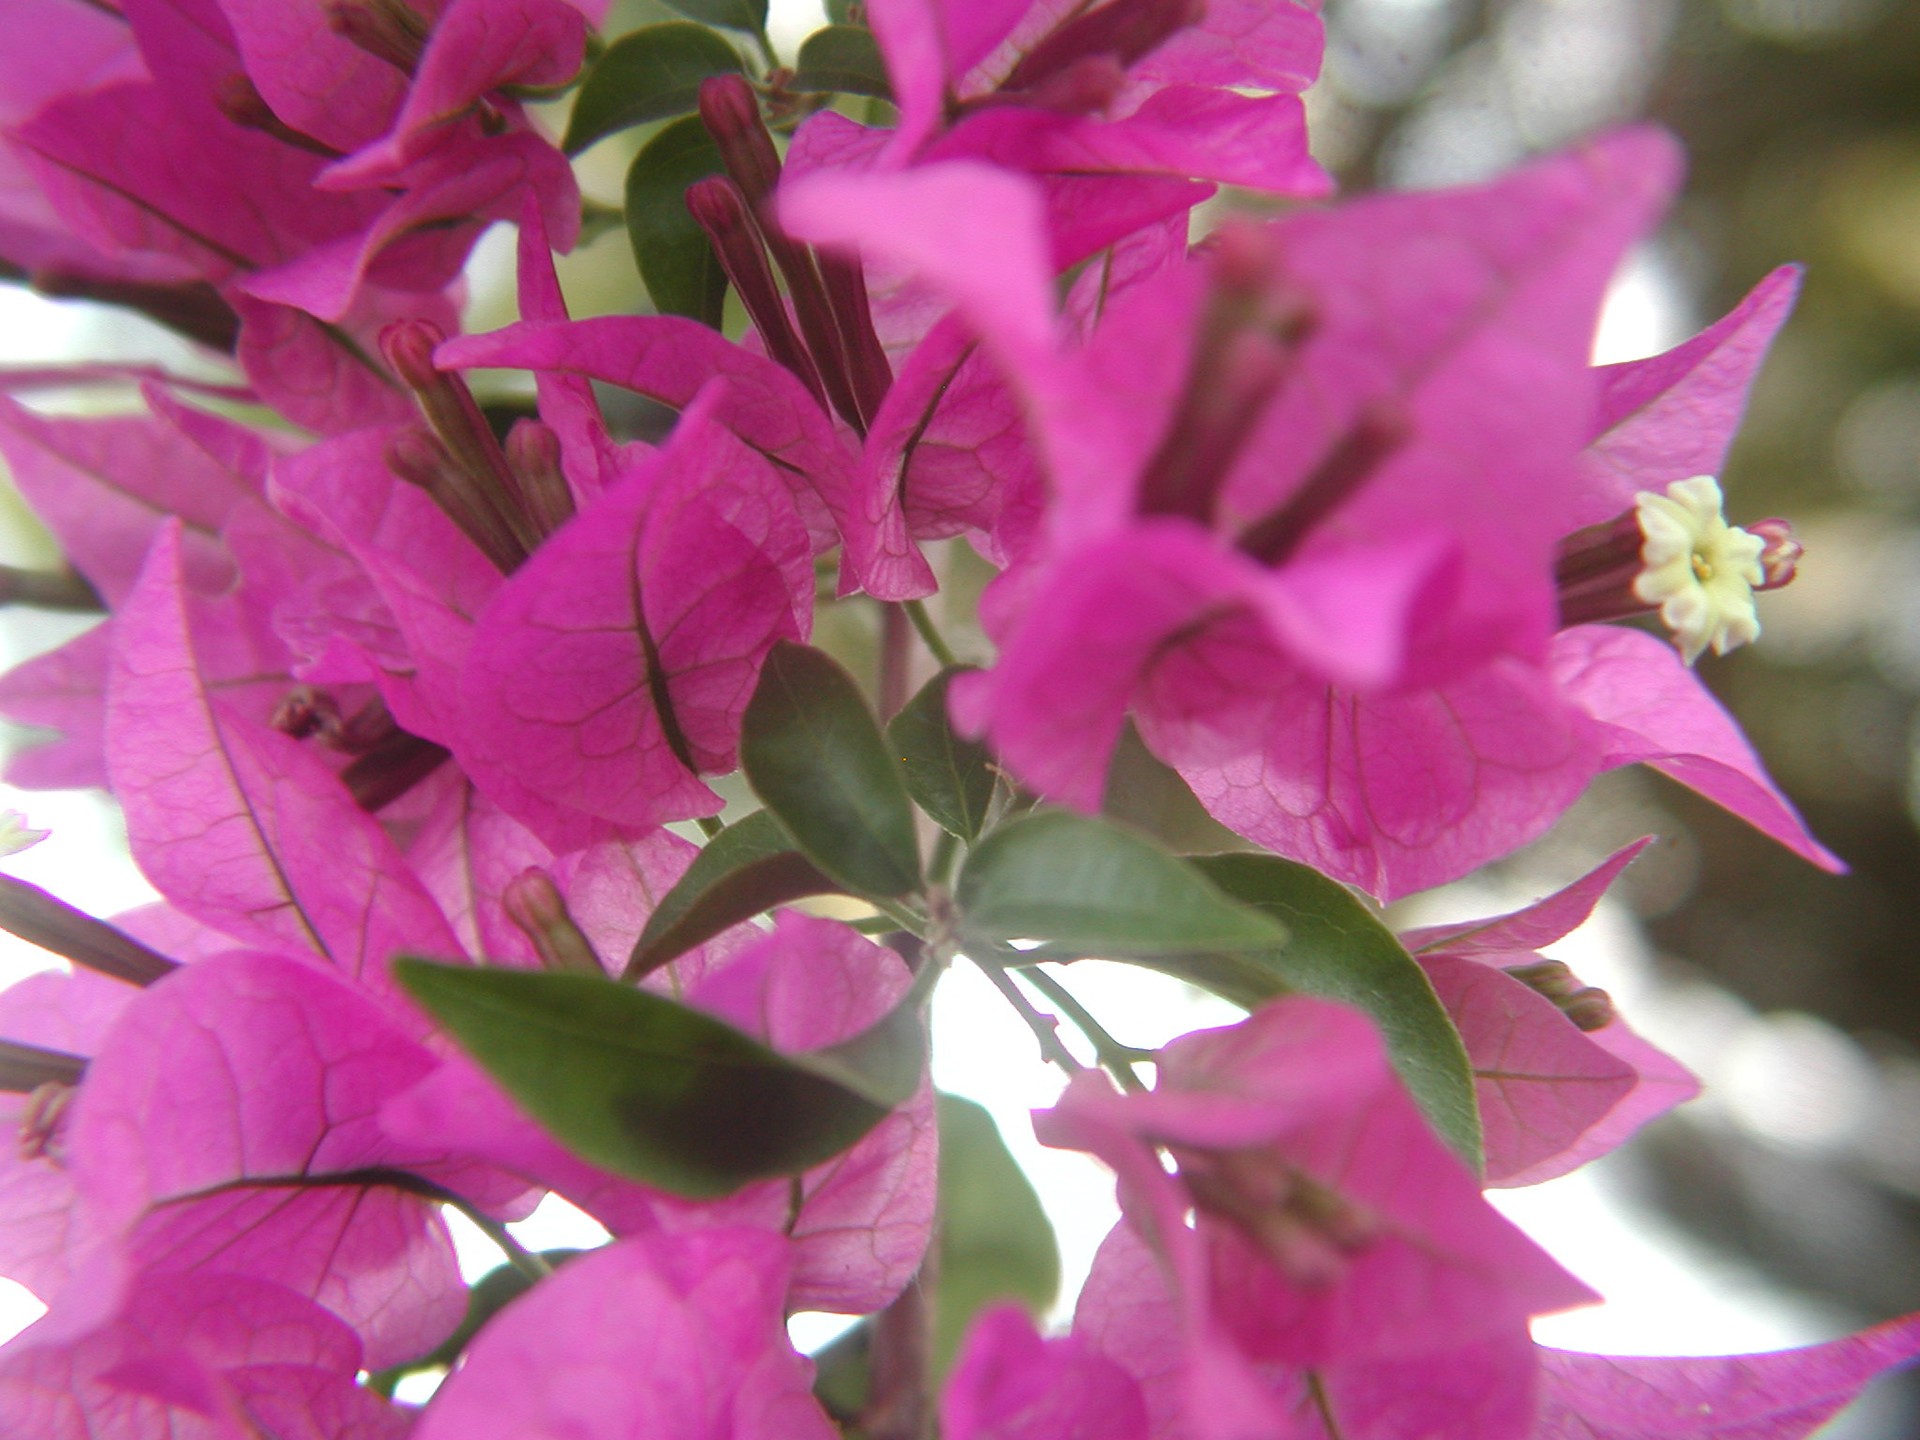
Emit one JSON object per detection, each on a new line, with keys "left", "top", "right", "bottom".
{"left": 879, "top": 600, "right": 912, "bottom": 718}
{"left": 976, "top": 957, "right": 1084, "bottom": 1073}
{"left": 872, "top": 896, "right": 928, "bottom": 935}
{"left": 927, "top": 828, "right": 958, "bottom": 886}
{"left": 903, "top": 598, "right": 958, "bottom": 667}
{"left": 1023, "top": 968, "right": 1150, "bottom": 1092}
{"left": 449, "top": 1200, "right": 552, "bottom": 1284}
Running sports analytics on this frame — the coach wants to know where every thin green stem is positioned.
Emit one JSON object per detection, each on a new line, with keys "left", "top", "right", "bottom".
{"left": 872, "top": 896, "right": 927, "bottom": 935}
{"left": 1024, "top": 968, "right": 1150, "bottom": 1092}
{"left": 927, "top": 828, "right": 959, "bottom": 886}
{"left": 975, "top": 957, "right": 1084, "bottom": 1073}
{"left": 879, "top": 600, "right": 912, "bottom": 718}
{"left": 903, "top": 598, "right": 959, "bottom": 668}
{"left": 450, "top": 1200, "right": 552, "bottom": 1284}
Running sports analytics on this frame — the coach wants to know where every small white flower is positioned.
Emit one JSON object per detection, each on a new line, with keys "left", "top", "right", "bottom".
{"left": 1634, "top": 476, "right": 1767, "bottom": 665}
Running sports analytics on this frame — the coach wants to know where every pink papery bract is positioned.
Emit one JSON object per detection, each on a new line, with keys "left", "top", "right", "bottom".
{"left": 413, "top": 1228, "right": 838, "bottom": 1440}
{"left": 62, "top": 948, "right": 513, "bottom": 1369}
{"left": 0, "top": 1270, "right": 407, "bottom": 1440}
{"left": 1403, "top": 841, "right": 1701, "bottom": 1187}
{"left": 1039, "top": 998, "right": 1593, "bottom": 1440}
{"left": 458, "top": 389, "right": 813, "bottom": 838}
{"left": 107, "top": 527, "right": 464, "bottom": 992}
{"left": 942, "top": 1304, "right": 1149, "bottom": 1440}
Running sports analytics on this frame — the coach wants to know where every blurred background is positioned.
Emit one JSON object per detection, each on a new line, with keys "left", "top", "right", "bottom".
{"left": 1313, "top": 0, "right": 1920, "bottom": 1432}
{"left": 3, "top": 0, "right": 1920, "bottom": 1432}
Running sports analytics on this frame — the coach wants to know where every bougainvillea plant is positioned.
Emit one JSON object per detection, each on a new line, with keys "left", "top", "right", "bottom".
{"left": 0, "top": 0, "right": 1909, "bottom": 1436}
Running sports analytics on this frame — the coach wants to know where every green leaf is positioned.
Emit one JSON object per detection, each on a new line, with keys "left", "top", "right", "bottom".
{"left": 824, "top": 0, "right": 859, "bottom": 23}
{"left": 790, "top": 25, "right": 894, "bottom": 100}
{"left": 933, "top": 1095, "right": 1059, "bottom": 1376}
{"left": 660, "top": 0, "right": 768, "bottom": 32}
{"left": 1188, "top": 853, "right": 1483, "bottom": 1167}
{"left": 626, "top": 810, "right": 841, "bottom": 978}
{"left": 564, "top": 23, "right": 743, "bottom": 155}
{"left": 955, "top": 810, "right": 1287, "bottom": 958}
{"left": 886, "top": 667, "right": 994, "bottom": 841}
{"left": 395, "top": 961, "right": 921, "bottom": 1199}
{"left": 741, "top": 641, "right": 921, "bottom": 898}
{"left": 624, "top": 115, "right": 728, "bottom": 327}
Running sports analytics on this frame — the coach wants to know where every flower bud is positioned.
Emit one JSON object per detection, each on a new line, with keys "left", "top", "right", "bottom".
{"left": 504, "top": 869, "right": 604, "bottom": 976}
{"left": 697, "top": 74, "right": 781, "bottom": 207}
{"left": 1748, "top": 517, "right": 1803, "bottom": 591}
{"left": 1504, "top": 959, "right": 1616, "bottom": 1032}
{"left": 686, "top": 176, "right": 825, "bottom": 405}
{"left": 505, "top": 419, "right": 577, "bottom": 538}
{"left": 382, "top": 321, "right": 541, "bottom": 569}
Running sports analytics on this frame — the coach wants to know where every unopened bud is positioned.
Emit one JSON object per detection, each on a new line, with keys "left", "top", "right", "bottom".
{"left": 505, "top": 419, "right": 577, "bottom": 538}
{"left": 686, "top": 177, "right": 826, "bottom": 405}
{"left": 698, "top": 75, "right": 781, "bottom": 206}
{"left": 1505, "top": 959, "right": 1615, "bottom": 1031}
{"left": 504, "top": 869, "right": 604, "bottom": 976}
{"left": 380, "top": 317, "right": 448, "bottom": 394}
{"left": 1748, "top": 517, "right": 1802, "bottom": 591}
{"left": 381, "top": 322, "right": 539, "bottom": 570}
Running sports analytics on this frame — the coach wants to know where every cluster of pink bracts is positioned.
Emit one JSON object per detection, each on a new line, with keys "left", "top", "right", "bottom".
{"left": 0, "top": 0, "right": 1913, "bottom": 1436}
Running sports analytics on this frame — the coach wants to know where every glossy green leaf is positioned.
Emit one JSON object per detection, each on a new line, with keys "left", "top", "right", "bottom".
{"left": 1189, "top": 853, "right": 1483, "bottom": 1167}
{"left": 791, "top": 25, "right": 893, "bottom": 100}
{"left": 741, "top": 641, "right": 921, "bottom": 897}
{"left": 956, "top": 810, "right": 1287, "bottom": 958}
{"left": 395, "top": 961, "right": 920, "bottom": 1198}
{"left": 626, "top": 810, "right": 840, "bottom": 978}
{"left": 660, "top": 0, "right": 768, "bottom": 32}
{"left": 624, "top": 115, "right": 728, "bottom": 327}
{"left": 564, "top": 23, "right": 743, "bottom": 155}
{"left": 933, "top": 1095, "right": 1059, "bottom": 1376}
{"left": 887, "top": 667, "right": 994, "bottom": 841}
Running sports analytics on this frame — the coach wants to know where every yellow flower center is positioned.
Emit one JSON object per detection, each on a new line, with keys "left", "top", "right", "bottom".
{"left": 1633, "top": 476, "right": 1766, "bottom": 665}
